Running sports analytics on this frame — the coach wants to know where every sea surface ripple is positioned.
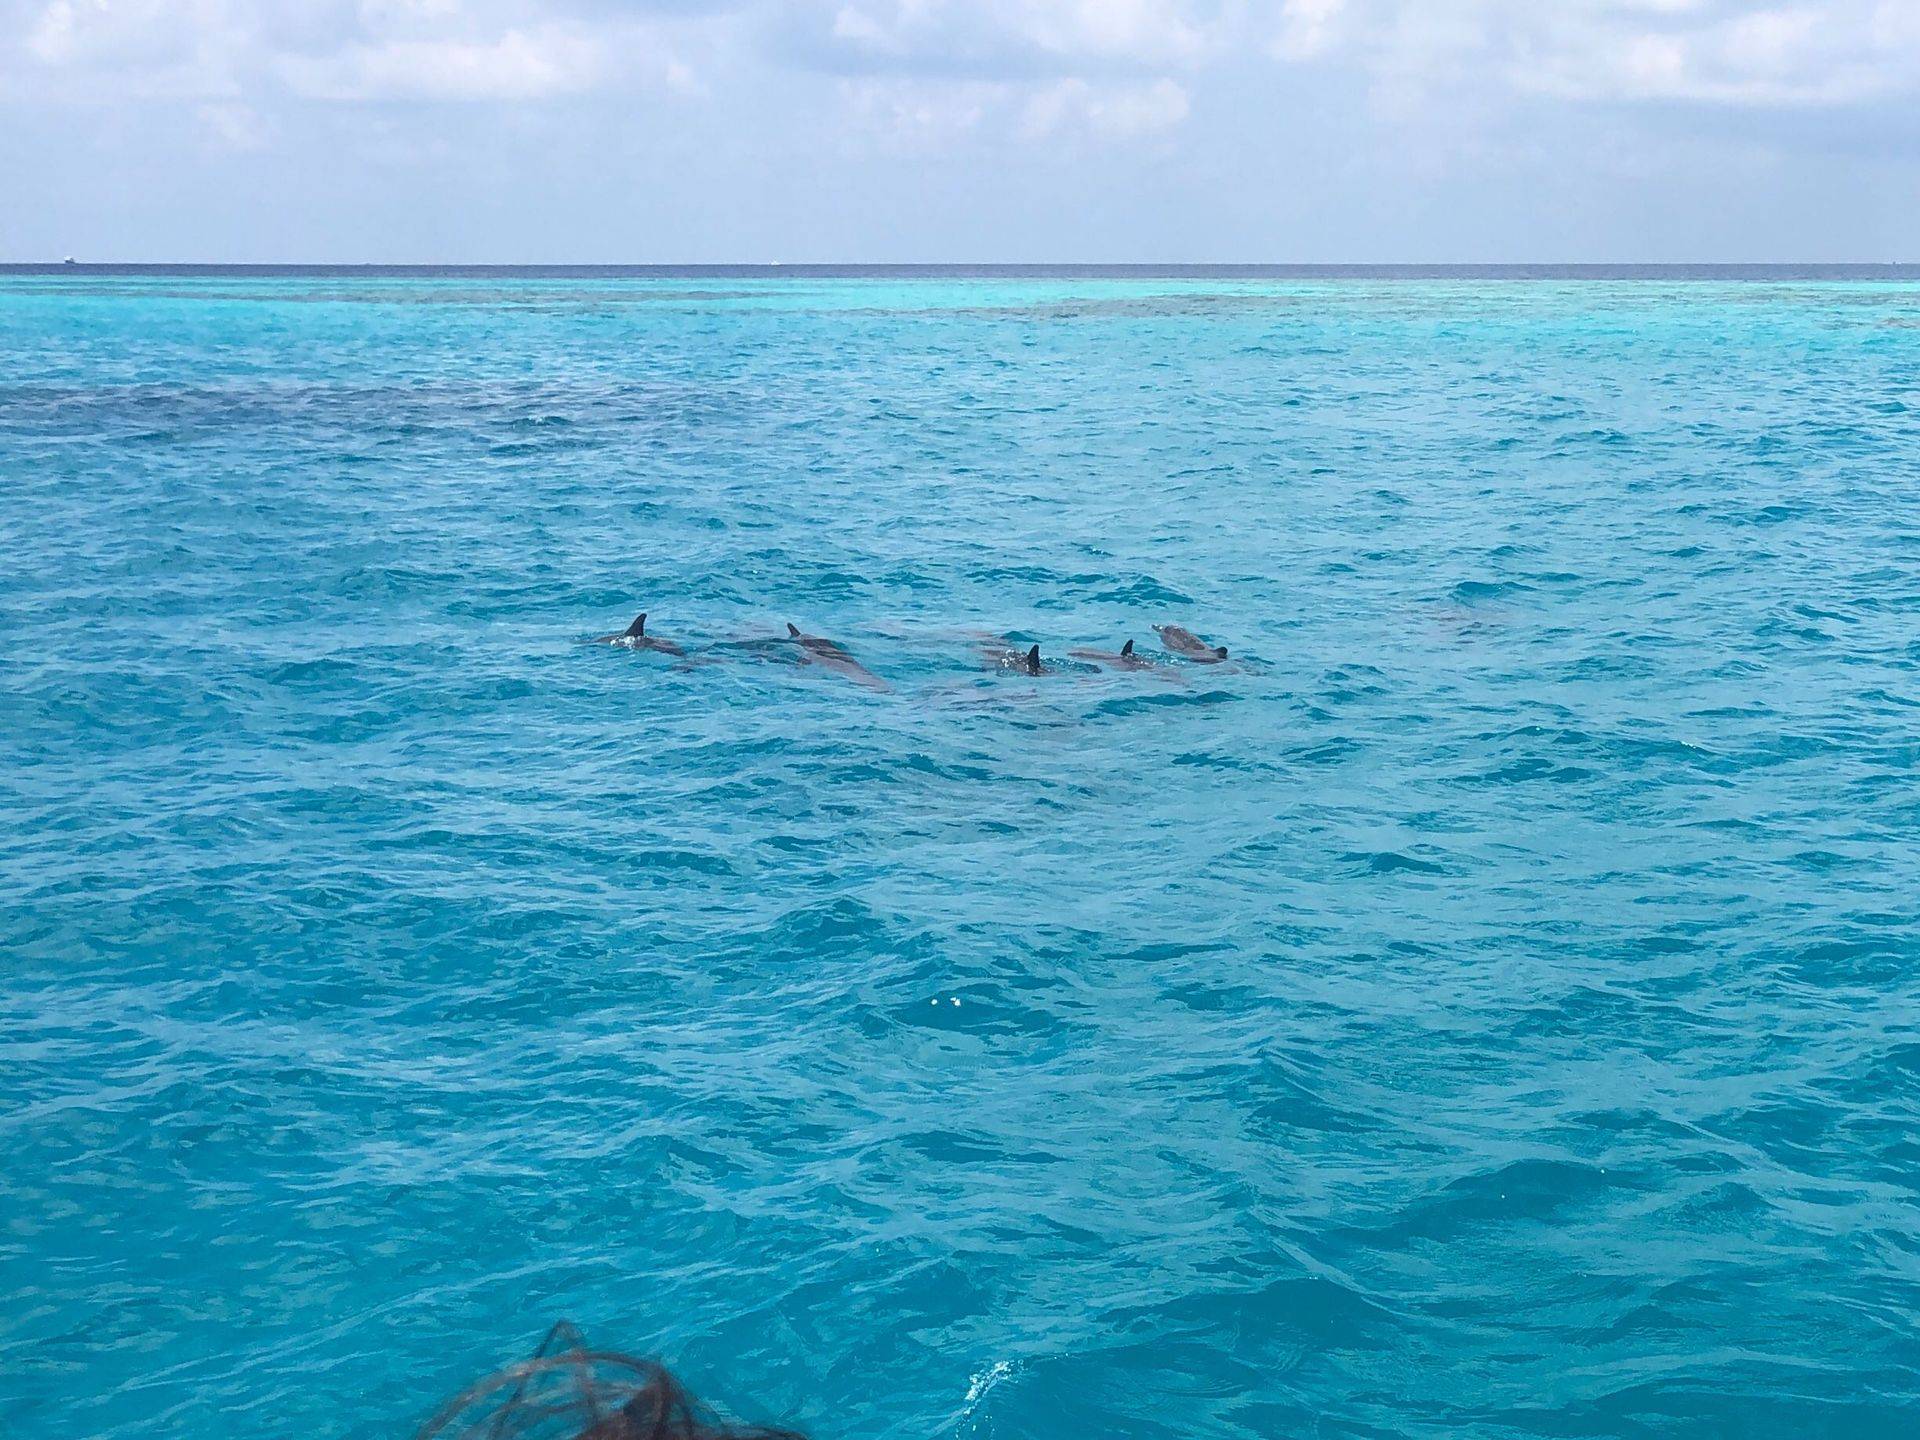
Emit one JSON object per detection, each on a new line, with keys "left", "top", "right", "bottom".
{"left": 3, "top": 272, "right": 1918, "bottom": 1439}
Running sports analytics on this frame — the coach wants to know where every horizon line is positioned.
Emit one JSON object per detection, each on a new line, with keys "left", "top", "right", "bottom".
{"left": 4, "top": 260, "right": 1915, "bottom": 273}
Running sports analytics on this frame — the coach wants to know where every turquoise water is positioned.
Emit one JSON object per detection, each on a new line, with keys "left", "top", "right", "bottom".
{"left": 3, "top": 271, "right": 1918, "bottom": 1439}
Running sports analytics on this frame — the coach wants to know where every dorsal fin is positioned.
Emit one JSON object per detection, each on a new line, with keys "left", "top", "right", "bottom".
{"left": 1025, "top": 644, "right": 1041, "bottom": 675}
{"left": 787, "top": 623, "right": 802, "bottom": 638}
{"left": 1215, "top": 645, "right": 1228, "bottom": 657}
{"left": 1121, "top": 639, "right": 1134, "bottom": 657}
{"left": 625, "top": 613, "right": 647, "bottom": 638}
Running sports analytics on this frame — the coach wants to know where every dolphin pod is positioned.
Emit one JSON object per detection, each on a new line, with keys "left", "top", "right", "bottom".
{"left": 592, "top": 615, "right": 1236, "bottom": 689}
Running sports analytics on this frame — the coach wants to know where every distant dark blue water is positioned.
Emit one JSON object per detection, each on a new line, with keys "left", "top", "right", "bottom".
{"left": 3, "top": 270, "right": 1918, "bottom": 1440}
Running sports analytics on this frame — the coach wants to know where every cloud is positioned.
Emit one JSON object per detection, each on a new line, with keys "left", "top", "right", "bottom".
{"left": 2, "top": 0, "right": 690, "bottom": 103}
{"left": 279, "top": 26, "right": 605, "bottom": 101}
{"left": 195, "top": 99, "right": 268, "bottom": 150}
{"left": 836, "top": 74, "right": 1000, "bottom": 147}
{"left": 11, "top": 2, "right": 1920, "bottom": 117}
{"left": 1511, "top": 5, "right": 1899, "bottom": 105}
{"left": 782, "top": 2, "right": 1215, "bottom": 151}
{"left": 1274, "top": 0, "right": 1347, "bottom": 62}
{"left": 5, "top": 0, "right": 1920, "bottom": 169}
{"left": 1020, "top": 76, "right": 1189, "bottom": 138}
{"left": 791, "top": 0, "right": 1231, "bottom": 78}
{"left": 1270, "top": 2, "right": 1920, "bottom": 108}
{"left": 836, "top": 71, "right": 1190, "bottom": 150}
{"left": 787, "top": 1, "right": 1920, "bottom": 114}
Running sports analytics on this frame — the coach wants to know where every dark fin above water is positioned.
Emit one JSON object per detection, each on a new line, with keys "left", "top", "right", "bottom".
{"left": 1214, "top": 645, "right": 1229, "bottom": 658}
{"left": 626, "top": 614, "right": 647, "bottom": 638}
{"left": 1025, "top": 644, "right": 1041, "bottom": 675}
{"left": 787, "top": 623, "right": 803, "bottom": 638}
{"left": 1121, "top": 639, "right": 1134, "bottom": 657}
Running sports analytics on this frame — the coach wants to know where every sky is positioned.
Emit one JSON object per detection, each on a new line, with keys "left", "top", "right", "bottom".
{"left": 2, "top": 0, "right": 1917, "bottom": 262}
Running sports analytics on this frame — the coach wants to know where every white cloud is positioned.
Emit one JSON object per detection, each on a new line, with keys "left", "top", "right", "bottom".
{"left": 1022, "top": 0, "right": 1214, "bottom": 65}
{"left": 280, "top": 26, "right": 604, "bottom": 101}
{"left": 837, "top": 70, "right": 1189, "bottom": 150}
{"left": 1512, "top": 5, "right": 1894, "bottom": 105}
{"left": 1275, "top": 0, "right": 1347, "bottom": 61}
{"left": 799, "top": 0, "right": 1920, "bottom": 150}
{"left": 1020, "top": 75, "right": 1189, "bottom": 137}
{"left": 794, "top": 0, "right": 1920, "bottom": 111}
{"left": 11, "top": 2, "right": 1920, "bottom": 115}
{"left": 5, "top": 0, "right": 1920, "bottom": 169}
{"left": 24, "top": 0, "right": 78, "bottom": 63}
{"left": 837, "top": 74, "right": 999, "bottom": 146}
{"left": 195, "top": 98, "right": 268, "bottom": 150}
{"left": 1, "top": 0, "right": 692, "bottom": 104}
{"left": 802, "top": 0, "right": 1231, "bottom": 75}
{"left": 1272, "top": 1, "right": 1920, "bottom": 108}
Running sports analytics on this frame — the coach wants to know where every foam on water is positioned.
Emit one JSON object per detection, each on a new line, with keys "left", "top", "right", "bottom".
{"left": 2, "top": 270, "right": 1918, "bottom": 1439}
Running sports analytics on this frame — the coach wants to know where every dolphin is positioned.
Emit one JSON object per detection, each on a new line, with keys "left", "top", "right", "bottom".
{"left": 785, "top": 623, "right": 890, "bottom": 692}
{"left": 591, "top": 613, "right": 686, "bottom": 656}
{"left": 978, "top": 640, "right": 1047, "bottom": 675}
{"left": 1067, "top": 638, "right": 1160, "bottom": 671}
{"left": 1154, "top": 624, "right": 1229, "bottom": 662}
{"left": 669, "top": 632, "right": 810, "bottom": 672}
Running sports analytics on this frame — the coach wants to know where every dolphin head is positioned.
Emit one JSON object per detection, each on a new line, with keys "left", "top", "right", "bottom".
{"left": 1025, "top": 644, "right": 1041, "bottom": 675}
{"left": 625, "top": 614, "right": 647, "bottom": 638}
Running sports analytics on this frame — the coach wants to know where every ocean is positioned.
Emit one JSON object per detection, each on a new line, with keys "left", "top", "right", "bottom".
{"left": 3, "top": 267, "right": 1917, "bottom": 1438}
